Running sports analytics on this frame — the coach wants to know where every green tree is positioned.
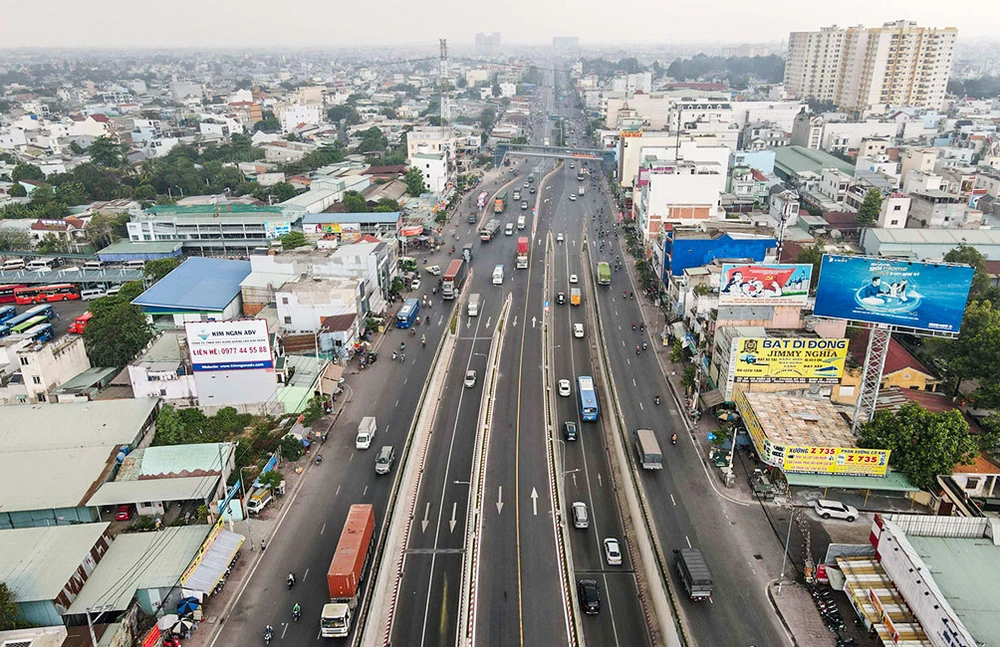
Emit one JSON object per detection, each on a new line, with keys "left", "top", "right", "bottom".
{"left": 354, "top": 127, "right": 388, "bottom": 154}
{"left": 326, "top": 104, "right": 361, "bottom": 125}
{"left": 132, "top": 184, "right": 157, "bottom": 201}
{"left": 300, "top": 395, "right": 326, "bottom": 427}
{"left": 83, "top": 288, "right": 153, "bottom": 367}
{"left": 7, "top": 182, "right": 26, "bottom": 197}
{"left": 795, "top": 242, "right": 824, "bottom": 291}
{"left": 855, "top": 188, "right": 883, "bottom": 226}
{"left": 343, "top": 190, "right": 368, "bottom": 213}
{"left": 933, "top": 300, "right": 1000, "bottom": 403}
{"left": 36, "top": 233, "right": 68, "bottom": 254}
{"left": 85, "top": 212, "right": 128, "bottom": 249}
{"left": 69, "top": 140, "right": 85, "bottom": 155}
{"left": 857, "top": 403, "right": 978, "bottom": 490}
{"left": 88, "top": 135, "right": 127, "bottom": 169}
{"left": 270, "top": 182, "right": 298, "bottom": 203}
{"left": 253, "top": 114, "right": 280, "bottom": 133}
{"left": 0, "top": 228, "right": 32, "bottom": 250}
{"left": 0, "top": 582, "right": 20, "bottom": 630}
{"left": 153, "top": 404, "right": 191, "bottom": 445}
{"left": 55, "top": 181, "right": 89, "bottom": 206}
{"left": 278, "top": 434, "right": 305, "bottom": 462}
{"left": 280, "top": 231, "right": 309, "bottom": 250}
{"left": 404, "top": 167, "right": 426, "bottom": 197}
{"left": 373, "top": 197, "right": 400, "bottom": 212}
{"left": 943, "top": 244, "right": 993, "bottom": 302}
{"left": 145, "top": 257, "right": 181, "bottom": 281}
{"left": 258, "top": 469, "right": 284, "bottom": 491}
{"left": 11, "top": 163, "right": 44, "bottom": 182}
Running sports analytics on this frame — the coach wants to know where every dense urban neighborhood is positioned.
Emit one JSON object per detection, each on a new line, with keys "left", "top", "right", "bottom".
{"left": 3, "top": 15, "right": 1000, "bottom": 647}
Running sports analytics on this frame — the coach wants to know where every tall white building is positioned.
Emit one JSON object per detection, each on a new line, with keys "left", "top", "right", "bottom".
{"left": 784, "top": 21, "right": 957, "bottom": 114}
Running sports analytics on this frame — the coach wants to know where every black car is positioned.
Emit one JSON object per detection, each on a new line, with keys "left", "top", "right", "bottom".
{"left": 468, "top": 213, "right": 477, "bottom": 223}
{"left": 578, "top": 579, "right": 601, "bottom": 614}
{"left": 556, "top": 292, "right": 566, "bottom": 305}
{"left": 563, "top": 421, "right": 578, "bottom": 441}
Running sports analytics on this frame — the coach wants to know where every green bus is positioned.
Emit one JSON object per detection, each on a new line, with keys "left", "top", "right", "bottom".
{"left": 597, "top": 262, "right": 611, "bottom": 286}
{"left": 10, "top": 315, "right": 47, "bottom": 334}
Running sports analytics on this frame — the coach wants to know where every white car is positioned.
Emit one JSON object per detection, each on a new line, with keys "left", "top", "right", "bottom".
{"left": 568, "top": 193, "right": 577, "bottom": 201}
{"left": 573, "top": 323, "right": 584, "bottom": 338}
{"left": 426, "top": 265, "right": 442, "bottom": 276}
{"left": 814, "top": 499, "right": 859, "bottom": 522}
{"left": 556, "top": 233, "right": 564, "bottom": 243}
{"left": 603, "top": 538, "right": 622, "bottom": 566}
{"left": 558, "top": 379, "right": 572, "bottom": 397}
{"left": 569, "top": 274, "right": 578, "bottom": 284}
{"left": 411, "top": 278, "right": 421, "bottom": 291}
{"left": 464, "top": 370, "right": 477, "bottom": 388}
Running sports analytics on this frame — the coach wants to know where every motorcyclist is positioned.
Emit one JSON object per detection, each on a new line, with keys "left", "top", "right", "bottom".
{"left": 410, "top": 327, "right": 416, "bottom": 337}
{"left": 642, "top": 341, "right": 648, "bottom": 350}
{"left": 630, "top": 291, "right": 635, "bottom": 300}
{"left": 671, "top": 433, "right": 678, "bottom": 444}
{"left": 636, "top": 345, "right": 641, "bottom": 355}
{"left": 292, "top": 602, "right": 301, "bottom": 620}
{"left": 421, "top": 334, "right": 426, "bottom": 346}
{"left": 287, "top": 572, "right": 296, "bottom": 587}
{"left": 654, "top": 395, "right": 661, "bottom": 405}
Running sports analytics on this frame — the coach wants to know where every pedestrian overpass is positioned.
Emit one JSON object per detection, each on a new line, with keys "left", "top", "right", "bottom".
{"left": 493, "top": 143, "right": 615, "bottom": 173}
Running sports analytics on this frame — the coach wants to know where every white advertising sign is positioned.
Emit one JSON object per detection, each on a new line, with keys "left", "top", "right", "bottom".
{"left": 185, "top": 320, "right": 273, "bottom": 372}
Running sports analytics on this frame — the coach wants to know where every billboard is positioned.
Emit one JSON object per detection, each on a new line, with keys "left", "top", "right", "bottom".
{"left": 729, "top": 337, "right": 847, "bottom": 389}
{"left": 814, "top": 255, "right": 974, "bottom": 333}
{"left": 719, "top": 263, "right": 812, "bottom": 306}
{"left": 264, "top": 221, "right": 291, "bottom": 239}
{"left": 782, "top": 445, "right": 890, "bottom": 477}
{"left": 185, "top": 319, "right": 273, "bottom": 372}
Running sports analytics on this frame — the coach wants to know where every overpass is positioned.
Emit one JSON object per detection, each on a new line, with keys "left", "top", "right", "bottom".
{"left": 493, "top": 143, "right": 615, "bottom": 172}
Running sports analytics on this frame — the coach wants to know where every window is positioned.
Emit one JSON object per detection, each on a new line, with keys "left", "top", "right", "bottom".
{"left": 20, "top": 356, "right": 29, "bottom": 366}
{"left": 32, "top": 376, "right": 41, "bottom": 385}
{"left": 894, "top": 205, "right": 902, "bottom": 211}
{"left": 281, "top": 297, "right": 289, "bottom": 305}
{"left": 283, "top": 316, "right": 292, "bottom": 324}
{"left": 965, "top": 477, "right": 981, "bottom": 490}
{"left": 37, "top": 393, "right": 46, "bottom": 402}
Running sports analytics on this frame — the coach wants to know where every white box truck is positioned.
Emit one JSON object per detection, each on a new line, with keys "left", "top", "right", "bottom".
{"left": 356, "top": 417, "right": 377, "bottom": 449}
{"left": 468, "top": 293, "right": 480, "bottom": 317}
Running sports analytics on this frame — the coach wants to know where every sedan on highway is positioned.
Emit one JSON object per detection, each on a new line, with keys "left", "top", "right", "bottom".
{"left": 577, "top": 579, "right": 601, "bottom": 615}
{"left": 558, "top": 379, "right": 572, "bottom": 397}
{"left": 556, "top": 233, "right": 564, "bottom": 243}
{"left": 569, "top": 274, "right": 578, "bottom": 284}
{"left": 568, "top": 193, "right": 576, "bottom": 201}
{"left": 573, "top": 323, "right": 584, "bottom": 338}
{"left": 464, "top": 370, "right": 477, "bottom": 388}
{"left": 604, "top": 538, "right": 622, "bottom": 565}
{"left": 426, "top": 265, "right": 442, "bottom": 276}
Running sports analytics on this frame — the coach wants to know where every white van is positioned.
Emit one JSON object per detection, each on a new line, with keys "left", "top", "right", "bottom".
{"left": 467, "top": 293, "right": 480, "bottom": 317}
{"left": 27, "top": 258, "right": 55, "bottom": 272}
{"left": 517, "top": 215, "right": 526, "bottom": 230}
{"left": 83, "top": 260, "right": 105, "bottom": 269}
{"left": 2, "top": 258, "right": 25, "bottom": 271}
{"left": 105, "top": 286, "right": 122, "bottom": 297}
{"left": 356, "top": 416, "right": 377, "bottom": 450}
{"left": 80, "top": 288, "right": 106, "bottom": 300}
{"left": 504, "top": 222, "right": 514, "bottom": 236}
{"left": 492, "top": 265, "right": 504, "bottom": 285}
{"left": 124, "top": 259, "right": 146, "bottom": 268}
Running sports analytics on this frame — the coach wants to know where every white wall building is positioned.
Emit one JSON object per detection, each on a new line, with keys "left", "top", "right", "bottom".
{"left": 0, "top": 335, "right": 91, "bottom": 405}
{"left": 411, "top": 152, "right": 448, "bottom": 194}
{"left": 275, "top": 277, "right": 361, "bottom": 334}
{"left": 127, "top": 332, "right": 198, "bottom": 403}
{"left": 278, "top": 104, "right": 321, "bottom": 134}
{"left": 878, "top": 192, "right": 911, "bottom": 228}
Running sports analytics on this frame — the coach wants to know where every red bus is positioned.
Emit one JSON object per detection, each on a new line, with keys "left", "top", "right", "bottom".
{"left": 68, "top": 311, "right": 93, "bottom": 334}
{"left": 0, "top": 284, "right": 27, "bottom": 304}
{"left": 14, "top": 284, "right": 81, "bottom": 305}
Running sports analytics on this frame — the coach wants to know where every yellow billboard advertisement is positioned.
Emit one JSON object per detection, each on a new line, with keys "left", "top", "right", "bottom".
{"left": 733, "top": 388, "right": 767, "bottom": 452}
{"left": 782, "top": 445, "right": 890, "bottom": 477}
{"left": 732, "top": 337, "right": 848, "bottom": 384}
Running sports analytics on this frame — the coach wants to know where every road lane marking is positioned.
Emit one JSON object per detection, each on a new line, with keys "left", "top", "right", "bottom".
{"left": 632, "top": 378, "right": 637, "bottom": 387}
{"left": 321, "top": 522, "right": 327, "bottom": 535}
{"left": 670, "top": 494, "right": 676, "bottom": 506}
{"left": 303, "top": 568, "right": 309, "bottom": 581}
{"left": 530, "top": 488, "right": 539, "bottom": 516}
{"left": 422, "top": 502, "right": 431, "bottom": 533}
{"left": 335, "top": 486, "right": 341, "bottom": 497}
{"left": 686, "top": 535, "right": 692, "bottom": 548}
{"left": 496, "top": 486, "right": 504, "bottom": 514}
{"left": 395, "top": 399, "right": 399, "bottom": 407}
{"left": 349, "top": 453, "right": 354, "bottom": 462}
{"left": 363, "top": 485, "right": 368, "bottom": 497}
{"left": 450, "top": 502, "right": 458, "bottom": 533}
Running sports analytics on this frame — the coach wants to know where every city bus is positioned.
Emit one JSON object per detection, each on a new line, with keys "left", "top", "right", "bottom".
{"left": 14, "top": 283, "right": 81, "bottom": 304}
{"left": 577, "top": 375, "right": 599, "bottom": 421}
{"left": 597, "top": 262, "right": 611, "bottom": 286}
{"left": 9, "top": 315, "right": 48, "bottom": 335}
{"left": 23, "top": 322, "right": 55, "bottom": 343}
{"left": 396, "top": 298, "right": 420, "bottom": 329}
{"left": 476, "top": 190, "right": 489, "bottom": 209}
{"left": 0, "top": 284, "right": 27, "bottom": 304}
{"left": 0, "top": 305, "right": 16, "bottom": 325}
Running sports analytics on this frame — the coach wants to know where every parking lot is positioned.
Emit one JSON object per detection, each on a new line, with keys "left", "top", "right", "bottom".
{"left": 6, "top": 297, "right": 92, "bottom": 342}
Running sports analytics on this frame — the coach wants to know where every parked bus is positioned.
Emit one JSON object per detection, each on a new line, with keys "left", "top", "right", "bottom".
{"left": 10, "top": 315, "right": 48, "bottom": 334}
{"left": 577, "top": 375, "right": 599, "bottom": 421}
{"left": 3, "top": 305, "right": 55, "bottom": 332}
{"left": 68, "top": 311, "right": 93, "bottom": 335}
{"left": 23, "top": 323, "right": 54, "bottom": 343}
{"left": 0, "top": 284, "right": 27, "bottom": 304}
{"left": 396, "top": 298, "right": 420, "bottom": 329}
{"left": 0, "top": 305, "right": 16, "bottom": 324}
{"left": 494, "top": 190, "right": 508, "bottom": 213}
{"left": 597, "top": 262, "right": 611, "bottom": 286}
{"left": 14, "top": 283, "right": 80, "bottom": 304}
{"left": 476, "top": 190, "right": 489, "bottom": 209}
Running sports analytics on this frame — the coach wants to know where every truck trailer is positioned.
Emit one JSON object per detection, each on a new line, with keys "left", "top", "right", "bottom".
{"left": 674, "top": 547, "right": 714, "bottom": 601}
{"left": 516, "top": 237, "right": 529, "bottom": 269}
{"left": 441, "top": 259, "right": 467, "bottom": 300}
{"left": 321, "top": 504, "right": 376, "bottom": 637}
{"left": 634, "top": 428, "right": 663, "bottom": 470}
{"left": 480, "top": 219, "right": 501, "bottom": 242}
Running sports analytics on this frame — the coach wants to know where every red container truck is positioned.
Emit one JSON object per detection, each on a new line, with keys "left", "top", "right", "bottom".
{"left": 321, "top": 504, "right": 375, "bottom": 637}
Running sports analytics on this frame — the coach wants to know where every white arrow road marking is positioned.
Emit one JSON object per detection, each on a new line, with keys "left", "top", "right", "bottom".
{"left": 421, "top": 502, "right": 431, "bottom": 533}
{"left": 531, "top": 316, "right": 537, "bottom": 328}
{"left": 449, "top": 502, "right": 458, "bottom": 533}
{"left": 496, "top": 486, "right": 504, "bottom": 514}
{"left": 530, "top": 488, "right": 539, "bottom": 516}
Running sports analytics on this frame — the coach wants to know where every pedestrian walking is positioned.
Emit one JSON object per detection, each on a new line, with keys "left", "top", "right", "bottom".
{"left": 261, "top": 539, "right": 266, "bottom": 552}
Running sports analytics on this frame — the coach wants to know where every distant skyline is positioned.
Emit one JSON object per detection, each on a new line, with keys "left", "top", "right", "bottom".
{"left": 0, "top": 1, "right": 995, "bottom": 49}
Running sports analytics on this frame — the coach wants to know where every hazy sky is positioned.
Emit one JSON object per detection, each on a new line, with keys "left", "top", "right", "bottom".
{"left": 0, "top": 0, "right": 994, "bottom": 49}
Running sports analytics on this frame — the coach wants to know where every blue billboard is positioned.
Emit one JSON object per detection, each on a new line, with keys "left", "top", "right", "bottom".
{"left": 814, "top": 255, "right": 973, "bottom": 333}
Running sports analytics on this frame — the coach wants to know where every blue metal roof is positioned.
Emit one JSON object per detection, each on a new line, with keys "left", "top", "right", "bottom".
{"left": 132, "top": 257, "right": 251, "bottom": 312}
{"left": 300, "top": 211, "right": 401, "bottom": 225}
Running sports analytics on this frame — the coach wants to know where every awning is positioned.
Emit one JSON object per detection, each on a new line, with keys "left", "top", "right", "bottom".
{"left": 784, "top": 470, "right": 919, "bottom": 491}
{"left": 181, "top": 529, "right": 245, "bottom": 594}
{"left": 698, "top": 389, "right": 725, "bottom": 409}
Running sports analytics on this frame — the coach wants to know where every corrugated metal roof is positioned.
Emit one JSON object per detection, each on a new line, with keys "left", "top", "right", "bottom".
{"left": 67, "top": 526, "right": 211, "bottom": 613}
{"left": 774, "top": 146, "right": 855, "bottom": 177}
{"left": 906, "top": 535, "right": 1000, "bottom": 643}
{"left": 0, "top": 400, "right": 159, "bottom": 513}
{"left": 133, "top": 257, "right": 251, "bottom": 311}
{"left": 784, "top": 470, "right": 918, "bottom": 490}
{"left": 0, "top": 523, "right": 111, "bottom": 601}
{"left": 125, "top": 443, "right": 232, "bottom": 479}
{"left": 86, "top": 477, "right": 220, "bottom": 507}
{"left": 97, "top": 240, "right": 184, "bottom": 255}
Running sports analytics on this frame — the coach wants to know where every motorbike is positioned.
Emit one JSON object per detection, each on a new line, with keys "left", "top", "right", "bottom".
{"left": 654, "top": 395, "right": 660, "bottom": 405}
{"left": 292, "top": 607, "right": 301, "bottom": 622}
{"left": 410, "top": 328, "right": 416, "bottom": 337}
{"left": 636, "top": 345, "right": 641, "bottom": 355}
{"left": 631, "top": 322, "right": 636, "bottom": 331}
{"left": 287, "top": 573, "right": 296, "bottom": 589}
{"left": 642, "top": 341, "right": 648, "bottom": 351}
{"left": 316, "top": 454, "right": 323, "bottom": 464}
{"left": 264, "top": 627, "right": 273, "bottom": 645}
{"left": 671, "top": 434, "right": 677, "bottom": 445}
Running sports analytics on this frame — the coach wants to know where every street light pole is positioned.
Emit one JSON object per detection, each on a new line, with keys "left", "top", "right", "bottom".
{"left": 240, "top": 466, "right": 257, "bottom": 552}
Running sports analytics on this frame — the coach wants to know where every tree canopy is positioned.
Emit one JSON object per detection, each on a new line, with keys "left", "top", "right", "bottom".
{"left": 855, "top": 188, "right": 883, "bottom": 226}
{"left": 666, "top": 55, "right": 785, "bottom": 84}
{"left": 280, "top": 231, "right": 309, "bottom": 250}
{"left": 145, "top": 257, "right": 181, "bottom": 281}
{"left": 943, "top": 244, "right": 1000, "bottom": 303}
{"left": 11, "top": 163, "right": 44, "bottom": 182}
{"left": 857, "top": 403, "right": 979, "bottom": 490}
{"left": 794, "top": 242, "right": 824, "bottom": 290}
{"left": 0, "top": 582, "right": 20, "bottom": 630}
{"left": 930, "top": 300, "right": 1000, "bottom": 406}
{"left": 88, "top": 135, "right": 127, "bottom": 168}
{"left": 343, "top": 191, "right": 368, "bottom": 213}
{"left": 404, "top": 167, "right": 426, "bottom": 197}
{"left": 83, "top": 282, "right": 153, "bottom": 367}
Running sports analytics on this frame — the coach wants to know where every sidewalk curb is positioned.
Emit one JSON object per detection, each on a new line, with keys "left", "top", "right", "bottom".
{"left": 765, "top": 580, "right": 801, "bottom": 647}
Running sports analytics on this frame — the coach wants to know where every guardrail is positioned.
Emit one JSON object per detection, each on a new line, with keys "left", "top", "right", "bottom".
{"left": 461, "top": 293, "right": 511, "bottom": 646}
{"left": 584, "top": 237, "right": 689, "bottom": 647}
